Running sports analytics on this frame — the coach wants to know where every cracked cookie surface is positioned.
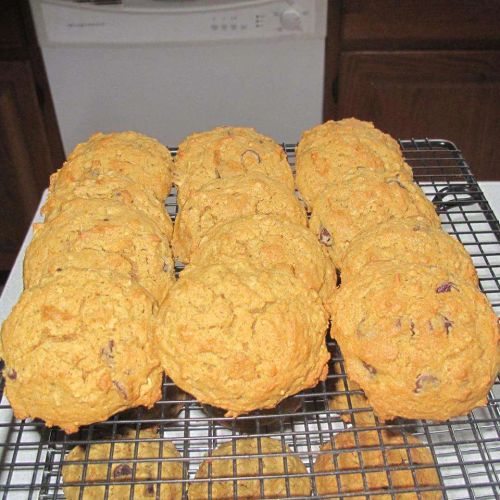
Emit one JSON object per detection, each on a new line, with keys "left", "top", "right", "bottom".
{"left": 172, "top": 174, "right": 307, "bottom": 263}
{"left": 189, "top": 437, "right": 311, "bottom": 499}
{"left": 190, "top": 214, "right": 336, "bottom": 303}
{"left": 174, "top": 126, "right": 294, "bottom": 207}
{"left": 341, "top": 218, "right": 478, "bottom": 285}
{"left": 155, "top": 262, "right": 330, "bottom": 416}
{"left": 309, "top": 169, "right": 440, "bottom": 270}
{"left": 296, "top": 118, "right": 413, "bottom": 208}
{"left": 1, "top": 269, "right": 162, "bottom": 433}
{"left": 63, "top": 428, "right": 182, "bottom": 499}
{"left": 329, "top": 262, "right": 500, "bottom": 422}
{"left": 314, "top": 430, "right": 442, "bottom": 499}
{"left": 24, "top": 198, "right": 175, "bottom": 303}
{"left": 50, "top": 131, "right": 173, "bottom": 200}
{"left": 43, "top": 172, "right": 173, "bottom": 239}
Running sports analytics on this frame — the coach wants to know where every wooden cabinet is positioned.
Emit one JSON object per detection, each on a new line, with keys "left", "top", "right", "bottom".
{"left": 324, "top": 1, "right": 500, "bottom": 179}
{"left": 0, "top": 0, "right": 64, "bottom": 273}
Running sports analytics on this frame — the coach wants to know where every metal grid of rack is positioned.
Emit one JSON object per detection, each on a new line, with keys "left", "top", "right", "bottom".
{"left": 0, "top": 139, "right": 499, "bottom": 499}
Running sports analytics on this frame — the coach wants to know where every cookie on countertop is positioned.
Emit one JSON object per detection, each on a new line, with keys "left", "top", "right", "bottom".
{"left": 63, "top": 428, "right": 182, "bottom": 499}
{"left": 308, "top": 168, "right": 441, "bottom": 270}
{"left": 42, "top": 173, "right": 173, "bottom": 239}
{"left": 24, "top": 198, "right": 175, "bottom": 303}
{"left": 189, "top": 438, "right": 311, "bottom": 499}
{"left": 341, "top": 218, "right": 478, "bottom": 285}
{"left": 190, "top": 214, "right": 336, "bottom": 303}
{"left": 50, "top": 131, "right": 173, "bottom": 200}
{"left": 0, "top": 269, "right": 162, "bottom": 434}
{"left": 174, "top": 126, "right": 294, "bottom": 207}
{"left": 172, "top": 174, "right": 307, "bottom": 263}
{"left": 296, "top": 118, "right": 413, "bottom": 208}
{"left": 155, "top": 262, "right": 330, "bottom": 417}
{"left": 329, "top": 262, "right": 500, "bottom": 422}
{"left": 314, "top": 429, "right": 442, "bottom": 499}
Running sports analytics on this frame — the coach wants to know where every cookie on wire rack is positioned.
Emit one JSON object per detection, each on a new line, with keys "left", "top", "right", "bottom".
{"left": 309, "top": 168, "right": 441, "bottom": 270}
{"left": 296, "top": 118, "right": 413, "bottom": 209}
{"left": 50, "top": 131, "right": 173, "bottom": 201}
{"left": 189, "top": 438, "right": 311, "bottom": 499}
{"left": 329, "top": 262, "right": 500, "bottom": 422}
{"left": 1, "top": 269, "right": 162, "bottom": 434}
{"left": 155, "top": 262, "right": 330, "bottom": 417}
{"left": 63, "top": 428, "right": 183, "bottom": 499}
{"left": 172, "top": 174, "right": 307, "bottom": 263}
{"left": 174, "top": 126, "right": 294, "bottom": 207}
{"left": 314, "top": 429, "right": 442, "bottom": 499}
{"left": 340, "top": 218, "right": 478, "bottom": 286}
{"left": 24, "top": 198, "right": 175, "bottom": 303}
{"left": 42, "top": 172, "right": 173, "bottom": 239}
{"left": 189, "top": 214, "right": 336, "bottom": 304}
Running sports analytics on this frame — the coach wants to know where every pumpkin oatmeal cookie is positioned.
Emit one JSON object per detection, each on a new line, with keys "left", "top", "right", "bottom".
{"left": 189, "top": 438, "right": 311, "bottom": 499}
{"left": 42, "top": 173, "right": 173, "bottom": 239}
{"left": 50, "top": 131, "right": 173, "bottom": 200}
{"left": 329, "top": 262, "right": 500, "bottom": 422}
{"left": 309, "top": 169, "right": 440, "bottom": 269}
{"left": 190, "top": 215, "right": 336, "bottom": 303}
{"left": 314, "top": 429, "right": 442, "bottom": 499}
{"left": 63, "top": 428, "right": 182, "bottom": 499}
{"left": 341, "top": 218, "right": 478, "bottom": 285}
{"left": 174, "top": 126, "right": 293, "bottom": 207}
{"left": 296, "top": 118, "right": 413, "bottom": 208}
{"left": 155, "top": 262, "right": 329, "bottom": 417}
{"left": 172, "top": 174, "right": 307, "bottom": 263}
{"left": 0, "top": 269, "right": 162, "bottom": 433}
{"left": 24, "top": 198, "right": 175, "bottom": 303}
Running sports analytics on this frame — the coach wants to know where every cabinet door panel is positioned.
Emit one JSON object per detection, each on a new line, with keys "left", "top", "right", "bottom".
{"left": 335, "top": 51, "right": 500, "bottom": 179}
{"left": 0, "top": 61, "right": 53, "bottom": 270}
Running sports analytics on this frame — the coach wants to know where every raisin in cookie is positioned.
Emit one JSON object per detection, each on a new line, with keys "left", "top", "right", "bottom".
{"left": 341, "top": 218, "right": 478, "bottom": 285}
{"left": 1, "top": 269, "right": 162, "bottom": 433}
{"left": 189, "top": 215, "right": 336, "bottom": 303}
{"left": 309, "top": 169, "right": 440, "bottom": 270}
{"left": 314, "top": 430, "right": 442, "bottom": 499}
{"left": 329, "top": 262, "right": 500, "bottom": 422}
{"left": 50, "top": 131, "right": 173, "bottom": 200}
{"left": 174, "top": 126, "right": 294, "bottom": 207}
{"left": 42, "top": 173, "right": 173, "bottom": 239}
{"left": 63, "top": 428, "right": 182, "bottom": 499}
{"left": 24, "top": 198, "right": 175, "bottom": 303}
{"left": 189, "top": 438, "right": 311, "bottom": 499}
{"left": 155, "top": 262, "right": 329, "bottom": 417}
{"left": 296, "top": 119, "right": 413, "bottom": 208}
{"left": 172, "top": 174, "right": 307, "bottom": 263}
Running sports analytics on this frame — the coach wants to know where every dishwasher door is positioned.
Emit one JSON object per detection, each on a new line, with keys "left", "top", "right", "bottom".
{"left": 29, "top": 0, "right": 328, "bottom": 153}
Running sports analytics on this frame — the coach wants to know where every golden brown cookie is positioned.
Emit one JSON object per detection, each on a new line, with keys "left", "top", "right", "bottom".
{"left": 341, "top": 218, "right": 478, "bottom": 285}
{"left": 314, "top": 430, "right": 442, "bottom": 499}
{"left": 155, "top": 262, "right": 330, "bottom": 417}
{"left": 174, "top": 126, "right": 294, "bottom": 207}
{"left": 308, "top": 169, "right": 441, "bottom": 269}
{"left": 24, "top": 198, "right": 175, "bottom": 303}
{"left": 50, "top": 131, "right": 173, "bottom": 200}
{"left": 1, "top": 269, "right": 162, "bottom": 433}
{"left": 189, "top": 215, "right": 336, "bottom": 303}
{"left": 296, "top": 118, "right": 413, "bottom": 208}
{"left": 63, "top": 428, "right": 182, "bottom": 499}
{"left": 42, "top": 173, "right": 173, "bottom": 239}
{"left": 172, "top": 174, "right": 307, "bottom": 263}
{"left": 189, "top": 438, "right": 311, "bottom": 499}
{"left": 329, "top": 262, "right": 500, "bottom": 422}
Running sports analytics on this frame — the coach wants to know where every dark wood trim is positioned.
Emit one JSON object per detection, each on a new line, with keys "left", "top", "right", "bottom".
{"left": 323, "top": 0, "right": 342, "bottom": 120}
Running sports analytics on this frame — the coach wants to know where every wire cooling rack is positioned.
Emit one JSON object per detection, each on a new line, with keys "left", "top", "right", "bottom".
{"left": 0, "top": 139, "right": 499, "bottom": 499}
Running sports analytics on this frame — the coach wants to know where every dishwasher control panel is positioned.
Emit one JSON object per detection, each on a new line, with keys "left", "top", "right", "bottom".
{"left": 31, "top": 0, "right": 327, "bottom": 45}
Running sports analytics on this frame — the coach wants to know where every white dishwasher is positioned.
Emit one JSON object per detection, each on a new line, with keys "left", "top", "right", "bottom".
{"left": 29, "top": 0, "right": 328, "bottom": 155}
